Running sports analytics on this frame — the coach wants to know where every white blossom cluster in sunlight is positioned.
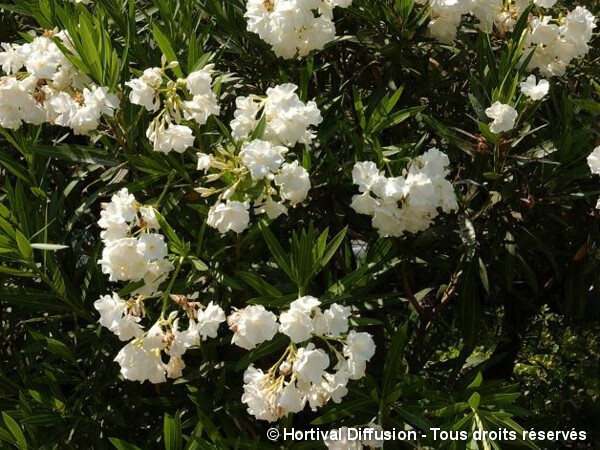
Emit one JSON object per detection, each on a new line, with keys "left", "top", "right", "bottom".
{"left": 195, "top": 83, "right": 321, "bottom": 234}
{"left": 245, "top": 0, "right": 353, "bottom": 59}
{"left": 125, "top": 61, "right": 220, "bottom": 153}
{"left": 97, "top": 188, "right": 173, "bottom": 295}
{"left": 351, "top": 148, "right": 459, "bottom": 237}
{"left": 95, "top": 293, "right": 226, "bottom": 383}
{"left": 0, "top": 30, "right": 119, "bottom": 134}
{"left": 417, "top": 0, "right": 597, "bottom": 78}
{"left": 227, "top": 296, "right": 376, "bottom": 421}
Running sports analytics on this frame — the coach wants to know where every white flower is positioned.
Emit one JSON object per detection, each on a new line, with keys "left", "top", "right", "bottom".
{"left": 137, "top": 233, "right": 168, "bottom": 261}
{"left": 274, "top": 161, "right": 311, "bottom": 205}
{"left": 196, "top": 152, "right": 213, "bottom": 172}
{"left": 587, "top": 146, "right": 600, "bottom": 175}
{"left": 139, "top": 206, "right": 159, "bottom": 230}
{"left": 94, "top": 292, "right": 144, "bottom": 341}
{"left": 485, "top": 101, "right": 517, "bottom": 133}
{"left": 263, "top": 84, "right": 323, "bottom": 145}
{"left": 244, "top": 0, "right": 352, "bottom": 59}
{"left": 241, "top": 366, "right": 279, "bottom": 422}
{"left": 197, "top": 302, "right": 226, "bottom": 340}
{"left": 0, "top": 77, "right": 46, "bottom": 129}
{"left": 228, "top": 305, "right": 278, "bottom": 349}
{"left": 125, "top": 79, "right": 159, "bottom": 111}
{"left": 279, "top": 307, "right": 314, "bottom": 343}
{"left": 83, "top": 85, "right": 119, "bottom": 117}
{"left": 186, "top": 64, "right": 214, "bottom": 95}
{"left": 519, "top": 75, "right": 549, "bottom": 101}
{"left": 293, "top": 344, "right": 330, "bottom": 384}
{"left": 240, "top": 139, "right": 288, "bottom": 180}
{"left": 255, "top": 197, "right": 288, "bottom": 220}
{"left": 344, "top": 330, "right": 376, "bottom": 362}
{"left": 427, "top": 13, "right": 462, "bottom": 44}
{"left": 140, "top": 67, "right": 163, "bottom": 88}
{"left": 528, "top": 16, "right": 559, "bottom": 46}
{"left": 182, "top": 92, "right": 220, "bottom": 125}
{"left": 148, "top": 124, "right": 195, "bottom": 153}
{"left": 69, "top": 105, "right": 100, "bottom": 135}
{"left": 206, "top": 200, "right": 250, "bottom": 234}
{"left": 560, "top": 6, "right": 596, "bottom": 45}
{"left": 291, "top": 296, "right": 321, "bottom": 312}
{"left": 230, "top": 96, "right": 262, "bottom": 141}
{"left": 166, "top": 356, "right": 185, "bottom": 378}
{"left": 278, "top": 382, "right": 305, "bottom": 414}
{"left": 371, "top": 202, "right": 403, "bottom": 237}
{"left": 114, "top": 339, "right": 166, "bottom": 383}
{"left": 353, "top": 161, "right": 383, "bottom": 193}
{"left": 372, "top": 176, "right": 406, "bottom": 201}
{"left": 99, "top": 238, "right": 148, "bottom": 282}
{"left": 167, "top": 319, "right": 200, "bottom": 358}
{"left": 230, "top": 84, "right": 322, "bottom": 146}
{"left": 277, "top": 296, "right": 324, "bottom": 340}
{"left": 350, "top": 192, "right": 378, "bottom": 215}
{"left": 323, "top": 303, "right": 351, "bottom": 336}
{"left": 0, "top": 43, "right": 25, "bottom": 74}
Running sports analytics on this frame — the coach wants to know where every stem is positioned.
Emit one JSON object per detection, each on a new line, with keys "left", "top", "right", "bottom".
{"left": 161, "top": 256, "right": 184, "bottom": 316}
{"left": 157, "top": 170, "right": 176, "bottom": 207}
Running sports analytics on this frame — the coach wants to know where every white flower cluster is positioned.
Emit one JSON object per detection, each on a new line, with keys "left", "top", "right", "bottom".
{"left": 125, "top": 61, "right": 220, "bottom": 153}
{"left": 231, "top": 83, "right": 322, "bottom": 146}
{"left": 588, "top": 146, "right": 600, "bottom": 210}
{"left": 419, "top": 0, "right": 597, "bottom": 77}
{"left": 197, "top": 84, "right": 320, "bottom": 234}
{"left": 245, "top": 0, "right": 352, "bottom": 59}
{"left": 418, "top": 0, "right": 532, "bottom": 44}
{"left": 94, "top": 295, "right": 226, "bottom": 382}
{"left": 227, "top": 296, "right": 376, "bottom": 421}
{"left": 351, "top": 148, "right": 458, "bottom": 237}
{"left": 0, "top": 30, "right": 119, "bottom": 133}
{"left": 97, "top": 188, "right": 173, "bottom": 295}
{"left": 526, "top": 6, "right": 597, "bottom": 77}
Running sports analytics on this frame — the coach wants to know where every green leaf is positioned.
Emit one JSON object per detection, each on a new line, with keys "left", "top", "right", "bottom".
{"left": 259, "top": 221, "right": 294, "bottom": 281}
{"left": 235, "top": 271, "right": 282, "bottom": 298}
{"left": 312, "top": 399, "right": 377, "bottom": 425}
{"left": 163, "top": 413, "right": 182, "bottom": 450}
{"left": 189, "top": 256, "right": 208, "bottom": 271}
{"left": 467, "top": 372, "right": 483, "bottom": 390}
{"left": 391, "top": 405, "right": 433, "bottom": 432}
{"left": 312, "top": 227, "right": 347, "bottom": 279}
{"left": 155, "top": 211, "right": 187, "bottom": 256}
{"left": 382, "top": 321, "right": 410, "bottom": 400}
{"left": 152, "top": 23, "right": 183, "bottom": 78}
{"left": 234, "top": 334, "right": 289, "bottom": 372}
{"left": 250, "top": 115, "right": 267, "bottom": 141}
{"left": 109, "top": 438, "right": 145, "bottom": 450}
{"left": 2, "top": 413, "right": 27, "bottom": 450}
{"left": 15, "top": 231, "right": 32, "bottom": 261}
{"left": 468, "top": 392, "right": 481, "bottom": 410}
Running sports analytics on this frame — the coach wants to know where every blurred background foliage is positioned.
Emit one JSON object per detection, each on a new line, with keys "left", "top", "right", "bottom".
{"left": 0, "top": 0, "right": 598, "bottom": 448}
